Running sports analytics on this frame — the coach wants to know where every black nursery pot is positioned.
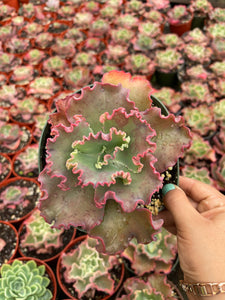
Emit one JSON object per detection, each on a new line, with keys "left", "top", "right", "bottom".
{"left": 155, "top": 69, "right": 179, "bottom": 88}
{"left": 38, "top": 93, "right": 179, "bottom": 213}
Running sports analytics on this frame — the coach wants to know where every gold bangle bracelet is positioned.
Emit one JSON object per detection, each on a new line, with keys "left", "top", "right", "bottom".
{"left": 180, "top": 280, "right": 225, "bottom": 297}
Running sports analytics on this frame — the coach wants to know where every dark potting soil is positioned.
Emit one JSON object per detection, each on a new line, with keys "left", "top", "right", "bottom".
{"left": 0, "top": 126, "right": 31, "bottom": 155}
{"left": 0, "top": 155, "right": 11, "bottom": 183}
{"left": 0, "top": 179, "right": 40, "bottom": 222}
{"left": 59, "top": 240, "right": 123, "bottom": 300}
{"left": 0, "top": 222, "right": 17, "bottom": 266}
{"left": 19, "top": 227, "right": 75, "bottom": 261}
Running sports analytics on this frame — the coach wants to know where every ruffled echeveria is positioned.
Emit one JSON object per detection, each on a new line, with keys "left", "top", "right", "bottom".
{"left": 38, "top": 71, "right": 191, "bottom": 255}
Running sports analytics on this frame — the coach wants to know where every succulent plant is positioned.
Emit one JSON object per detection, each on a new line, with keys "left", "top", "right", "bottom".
{"left": 102, "top": 44, "right": 128, "bottom": 65}
{"left": 159, "top": 33, "right": 184, "bottom": 49}
{"left": 42, "top": 55, "right": 68, "bottom": 78}
{"left": 0, "top": 4, "right": 16, "bottom": 22}
{"left": 64, "top": 66, "right": 92, "bottom": 89}
{"left": 124, "top": 0, "right": 145, "bottom": 15}
{"left": 211, "top": 154, "right": 225, "bottom": 191}
{"left": 23, "top": 49, "right": 45, "bottom": 66}
{"left": 167, "top": 5, "right": 192, "bottom": 25}
{"left": 155, "top": 48, "right": 183, "bottom": 73}
{"left": 60, "top": 236, "right": 121, "bottom": 298}
{"left": 33, "top": 113, "right": 51, "bottom": 142}
{"left": 210, "top": 78, "right": 225, "bottom": 98}
{"left": 190, "top": 0, "right": 213, "bottom": 16}
{"left": 184, "top": 43, "right": 213, "bottom": 65}
{"left": 81, "top": 1, "right": 100, "bottom": 13}
{"left": 0, "top": 154, "right": 12, "bottom": 184}
{"left": 28, "top": 76, "right": 60, "bottom": 100}
{"left": 182, "top": 104, "right": 216, "bottom": 135}
{"left": 0, "top": 52, "right": 21, "bottom": 73}
{"left": 132, "top": 34, "right": 159, "bottom": 53}
{"left": 99, "top": 5, "right": 118, "bottom": 21}
{"left": 89, "top": 18, "right": 110, "bottom": 37}
{"left": 21, "top": 22, "right": 43, "bottom": 38}
{"left": 210, "top": 38, "right": 225, "bottom": 60}
{"left": 4, "top": 37, "right": 30, "bottom": 54}
{"left": 207, "top": 22, "right": 225, "bottom": 39}
{"left": 209, "top": 8, "right": 225, "bottom": 23}
{"left": 143, "top": 9, "right": 164, "bottom": 24}
{"left": 186, "top": 64, "right": 210, "bottom": 81}
{"left": 115, "top": 14, "right": 139, "bottom": 29}
{"left": 183, "top": 28, "right": 209, "bottom": 45}
{"left": 47, "top": 21, "right": 69, "bottom": 35}
{"left": 11, "top": 66, "right": 35, "bottom": 86}
{"left": 181, "top": 81, "right": 214, "bottom": 105}
{"left": 13, "top": 144, "right": 39, "bottom": 177}
{"left": 212, "top": 129, "right": 225, "bottom": 156}
{"left": 9, "top": 96, "right": 47, "bottom": 125}
{"left": 45, "top": 0, "right": 60, "bottom": 11}
{"left": 64, "top": 27, "right": 86, "bottom": 43}
{"left": 0, "top": 184, "right": 29, "bottom": 210}
{"left": 0, "top": 259, "right": 53, "bottom": 300}
{"left": 0, "top": 85, "right": 18, "bottom": 108}
{"left": 184, "top": 133, "right": 216, "bottom": 164}
{"left": 71, "top": 51, "right": 97, "bottom": 68}
{"left": 57, "top": 5, "right": 75, "bottom": 19}
{"left": 124, "top": 54, "right": 155, "bottom": 78}
{"left": 0, "top": 25, "right": 14, "bottom": 42}
{"left": 73, "top": 12, "right": 94, "bottom": 29}
{"left": 20, "top": 209, "right": 64, "bottom": 254}
{"left": 122, "top": 227, "right": 177, "bottom": 275}
{"left": 51, "top": 38, "right": 76, "bottom": 59}
{"left": 181, "top": 165, "right": 214, "bottom": 185}
{"left": 117, "top": 274, "right": 178, "bottom": 300}
{"left": 212, "top": 98, "right": 225, "bottom": 128}
{"left": 210, "top": 60, "right": 225, "bottom": 77}
{"left": 34, "top": 32, "right": 54, "bottom": 49}
{"left": 110, "top": 28, "right": 135, "bottom": 46}
{"left": 138, "top": 21, "right": 161, "bottom": 38}
{"left": 18, "top": 3, "right": 35, "bottom": 19}
{"left": 38, "top": 70, "right": 191, "bottom": 254}
{"left": 147, "top": 0, "right": 170, "bottom": 12}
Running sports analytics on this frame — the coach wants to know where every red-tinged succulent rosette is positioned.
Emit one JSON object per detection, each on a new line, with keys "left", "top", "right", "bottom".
{"left": 38, "top": 71, "right": 192, "bottom": 255}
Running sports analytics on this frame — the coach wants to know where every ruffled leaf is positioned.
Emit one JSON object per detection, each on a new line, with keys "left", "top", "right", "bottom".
{"left": 142, "top": 107, "right": 192, "bottom": 172}
{"left": 102, "top": 70, "right": 153, "bottom": 111}
{"left": 89, "top": 200, "right": 163, "bottom": 255}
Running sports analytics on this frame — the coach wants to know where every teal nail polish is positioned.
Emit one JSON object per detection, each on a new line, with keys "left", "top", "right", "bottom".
{"left": 162, "top": 183, "right": 175, "bottom": 196}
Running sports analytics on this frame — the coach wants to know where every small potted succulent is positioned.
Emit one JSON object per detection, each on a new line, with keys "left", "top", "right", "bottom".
{"left": 132, "top": 34, "right": 160, "bottom": 54}
{"left": 212, "top": 98, "right": 225, "bottom": 128}
{"left": 11, "top": 65, "right": 35, "bottom": 86}
{"left": 138, "top": 21, "right": 161, "bottom": 39}
{"left": 71, "top": 51, "right": 97, "bottom": 69}
{"left": 0, "top": 177, "right": 40, "bottom": 224}
{"left": 100, "top": 44, "right": 128, "bottom": 67}
{"left": 42, "top": 55, "right": 69, "bottom": 78}
{"left": 155, "top": 48, "right": 184, "bottom": 87}
{"left": 159, "top": 33, "right": 184, "bottom": 50}
{"left": 207, "top": 22, "right": 225, "bottom": 40}
{"left": 57, "top": 5, "right": 75, "bottom": 20}
{"left": 4, "top": 37, "right": 30, "bottom": 54}
{"left": 57, "top": 235, "right": 125, "bottom": 299}
{"left": 18, "top": 3, "right": 35, "bottom": 19}
{"left": 190, "top": 0, "right": 213, "bottom": 29}
{"left": 12, "top": 143, "right": 39, "bottom": 178}
{"left": 28, "top": 76, "right": 60, "bottom": 100}
{"left": 0, "top": 3, "right": 16, "bottom": 23}
{"left": 0, "top": 52, "right": 21, "bottom": 73}
{"left": 167, "top": 5, "right": 193, "bottom": 36}
{"left": 32, "top": 113, "right": 51, "bottom": 143}
{"left": 50, "top": 38, "right": 76, "bottom": 59}
{"left": 64, "top": 66, "right": 92, "bottom": 90}
{"left": 213, "top": 128, "right": 225, "bottom": 156}
{"left": 211, "top": 38, "right": 225, "bottom": 61}
{"left": 0, "top": 153, "right": 12, "bottom": 185}
{"left": 182, "top": 104, "right": 216, "bottom": 136}
{"left": 0, "top": 221, "right": 18, "bottom": 267}
{"left": 147, "top": 0, "right": 170, "bottom": 14}
{"left": 116, "top": 273, "right": 182, "bottom": 300}
{"left": 124, "top": 53, "right": 155, "bottom": 80}
{"left": 143, "top": 10, "right": 165, "bottom": 32}
{"left": 184, "top": 132, "right": 216, "bottom": 165}
{"left": 181, "top": 81, "right": 214, "bottom": 106}
{"left": 38, "top": 70, "right": 191, "bottom": 255}
{"left": 209, "top": 78, "right": 225, "bottom": 99}
{"left": 0, "top": 84, "right": 18, "bottom": 109}
{"left": 181, "top": 165, "right": 214, "bottom": 185}
{"left": 0, "top": 122, "right": 32, "bottom": 155}
{"left": 34, "top": 32, "right": 54, "bottom": 50}
{"left": 23, "top": 48, "right": 45, "bottom": 66}
{"left": 184, "top": 43, "right": 213, "bottom": 66}
{"left": 89, "top": 18, "right": 110, "bottom": 38}
{"left": 72, "top": 12, "right": 94, "bottom": 30}
{"left": 0, "top": 24, "right": 14, "bottom": 42}
{"left": 211, "top": 154, "right": 225, "bottom": 192}
{"left": 183, "top": 27, "right": 209, "bottom": 45}
{"left": 0, "top": 258, "right": 57, "bottom": 300}
{"left": 115, "top": 14, "right": 139, "bottom": 30}
{"left": 151, "top": 87, "right": 181, "bottom": 114}
{"left": 121, "top": 227, "right": 177, "bottom": 276}
{"left": 209, "top": 8, "right": 225, "bottom": 23}
{"left": 9, "top": 96, "right": 47, "bottom": 125}
{"left": 185, "top": 64, "right": 211, "bottom": 82}
{"left": 124, "top": 0, "right": 145, "bottom": 16}
{"left": 18, "top": 209, "right": 76, "bottom": 262}
{"left": 19, "top": 22, "right": 43, "bottom": 38}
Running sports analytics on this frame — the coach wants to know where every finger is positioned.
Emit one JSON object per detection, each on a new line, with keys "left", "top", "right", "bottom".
{"left": 179, "top": 177, "right": 224, "bottom": 204}
{"left": 162, "top": 183, "right": 200, "bottom": 232}
{"left": 198, "top": 197, "right": 225, "bottom": 213}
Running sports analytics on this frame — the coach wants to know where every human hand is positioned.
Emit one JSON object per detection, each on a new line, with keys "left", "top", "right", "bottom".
{"left": 156, "top": 177, "right": 225, "bottom": 299}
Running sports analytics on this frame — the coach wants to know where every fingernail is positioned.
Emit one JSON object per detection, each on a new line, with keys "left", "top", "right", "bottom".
{"left": 162, "top": 183, "right": 176, "bottom": 197}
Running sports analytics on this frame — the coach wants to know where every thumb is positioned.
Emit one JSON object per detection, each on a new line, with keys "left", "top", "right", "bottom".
{"left": 162, "top": 183, "right": 200, "bottom": 232}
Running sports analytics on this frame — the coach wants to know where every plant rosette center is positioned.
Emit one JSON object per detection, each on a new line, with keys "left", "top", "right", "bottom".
{"left": 38, "top": 71, "right": 191, "bottom": 254}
